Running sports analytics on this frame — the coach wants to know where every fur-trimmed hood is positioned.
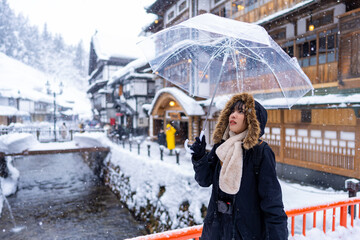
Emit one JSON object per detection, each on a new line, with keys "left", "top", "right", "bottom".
{"left": 212, "top": 93, "right": 267, "bottom": 149}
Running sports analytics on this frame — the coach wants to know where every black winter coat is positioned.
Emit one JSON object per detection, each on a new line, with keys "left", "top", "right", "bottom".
{"left": 192, "top": 93, "right": 288, "bottom": 240}
{"left": 192, "top": 142, "right": 288, "bottom": 239}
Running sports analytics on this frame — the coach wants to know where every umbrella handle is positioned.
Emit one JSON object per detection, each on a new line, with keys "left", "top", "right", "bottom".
{"left": 184, "top": 130, "right": 205, "bottom": 154}
{"left": 184, "top": 139, "right": 194, "bottom": 154}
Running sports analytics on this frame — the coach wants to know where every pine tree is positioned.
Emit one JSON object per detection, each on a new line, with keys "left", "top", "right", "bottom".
{"left": 74, "top": 40, "right": 86, "bottom": 76}
{"left": 0, "top": 0, "right": 17, "bottom": 57}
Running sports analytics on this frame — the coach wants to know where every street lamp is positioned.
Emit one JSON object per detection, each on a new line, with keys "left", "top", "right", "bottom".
{"left": 46, "top": 80, "right": 64, "bottom": 142}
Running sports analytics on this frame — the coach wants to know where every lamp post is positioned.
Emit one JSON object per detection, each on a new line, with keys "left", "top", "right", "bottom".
{"left": 46, "top": 80, "right": 63, "bottom": 142}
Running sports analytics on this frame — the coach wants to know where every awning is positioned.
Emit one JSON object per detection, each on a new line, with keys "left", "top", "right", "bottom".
{"left": 148, "top": 87, "right": 205, "bottom": 116}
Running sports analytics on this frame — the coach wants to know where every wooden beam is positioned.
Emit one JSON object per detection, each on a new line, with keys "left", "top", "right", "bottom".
{"left": 280, "top": 110, "right": 285, "bottom": 163}
{"left": 355, "top": 119, "right": 360, "bottom": 178}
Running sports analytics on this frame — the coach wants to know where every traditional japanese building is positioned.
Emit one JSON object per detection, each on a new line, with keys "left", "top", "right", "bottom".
{"left": 143, "top": 0, "right": 360, "bottom": 188}
{"left": 108, "top": 58, "right": 156, "bottom": 135}
{"left": 87, "top": 32, "right": 136, "bottom": 125}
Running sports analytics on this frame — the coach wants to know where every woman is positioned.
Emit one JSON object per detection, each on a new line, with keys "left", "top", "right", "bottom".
{"left": 190, "top": 93, "right": 288, "bottom": 240}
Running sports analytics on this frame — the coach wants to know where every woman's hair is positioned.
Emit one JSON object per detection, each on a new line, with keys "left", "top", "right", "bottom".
{"left": 230, "top": 100, "right": 245, "bottom": 114}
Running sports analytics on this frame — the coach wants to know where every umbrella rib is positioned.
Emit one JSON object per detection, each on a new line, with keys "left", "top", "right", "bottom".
{"left": 198, "top": 44, "right": 227, "bottom": 80}
{"left": 202, "top": 49, "right": 230, "bottom": 133}
{"left": 234, "top": 40, "right": 289, "bottom": 107}
{"left": 152, "top": 36, "right": 224, "bottom": 73}
{"left": 229, "top": 49, "right": 242, "bottom": 93}
{"left": 152, "top": 41, "right": 203, "bottom": 73}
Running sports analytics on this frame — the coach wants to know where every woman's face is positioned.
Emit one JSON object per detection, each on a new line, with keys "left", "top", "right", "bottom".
{"left": 229, "top": 106, "right": 248, "bottom": 134}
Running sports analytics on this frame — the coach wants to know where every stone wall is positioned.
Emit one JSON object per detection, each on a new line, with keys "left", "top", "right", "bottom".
{"left": 102, "top": 160, "right": 203, "bottom": 233}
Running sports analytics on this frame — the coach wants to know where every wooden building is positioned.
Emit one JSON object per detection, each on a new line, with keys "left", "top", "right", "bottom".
{"left": 87, "top": 32, "right": 135, "bottom": 125}
{"left": 144, "top": 0, "right": 360, "bottom": 188}
{"left": 108, "top": 58, "right": 156, "bottom": 135}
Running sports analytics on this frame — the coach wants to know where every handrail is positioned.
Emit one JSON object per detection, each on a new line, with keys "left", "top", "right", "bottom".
{"left": 125, "top": 197, "right": 360, "bottom": 240}
{"left": 127, "top": 225, "right": 202, "bottom": 240}
{"left": 287, "top": 197, "right": 360, "bottom": 236}
{"left": 286, "top": 197, "right": 360, "bottom": 216}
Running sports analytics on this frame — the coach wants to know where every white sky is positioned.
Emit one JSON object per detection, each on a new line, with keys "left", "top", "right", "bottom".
{"left": 8, "top": 0, "right": 157, "bottom": 47}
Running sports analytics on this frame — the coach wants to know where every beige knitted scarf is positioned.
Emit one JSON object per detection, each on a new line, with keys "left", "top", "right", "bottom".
{"left": 215, "top": 129, "right": 248, "bottom": 195}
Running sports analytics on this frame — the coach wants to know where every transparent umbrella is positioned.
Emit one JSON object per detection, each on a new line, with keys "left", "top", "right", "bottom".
{"left": 138, "top": 13, "right": 313, "bottom": 140}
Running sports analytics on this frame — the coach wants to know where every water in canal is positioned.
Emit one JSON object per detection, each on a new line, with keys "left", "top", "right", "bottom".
{"left": 0, "top": 153, "right": 147, "bottom": 239}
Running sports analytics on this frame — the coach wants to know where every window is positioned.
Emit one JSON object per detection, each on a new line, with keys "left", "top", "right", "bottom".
{"left": 270, "top": 28, "right": 286, "bottom": 41}
{"left": 168, "top": 10, "right": 175, "bottom": 21}
{"left": 231, "top": 1, "right": 245, "bottom": 15}
{"left": 282, "top": 41, "right": 294, "bottom": 58}
{"left": 296, "top": 35, "right": 317, "bottom": 67}
{"left": 301, "top": 110, "right": 311, "bottom": 123}
{"left": 307, "top": 10, "right": 334, "bottom": 32}
{"left": 211, "top": 6, "right": 226, "bottom": 17}
{"left": 295, "top": 28, "right": 338, "bottom": 67}
{"left": 319, "top": 30, "right": 338, "bottom": 64}
{"left": 245, "top": 0, "right": 257, "bottom": 11}
{"left": 351, "top": 33, "right": 360, "bottom": 76}
{"left": 178, "top": 1, "right": 187, "bottom": 13}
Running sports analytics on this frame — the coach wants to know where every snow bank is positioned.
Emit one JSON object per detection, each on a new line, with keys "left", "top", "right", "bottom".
{"left": 108, "top": 146, "right": 211, "bottom": 227}
{"left": 73, "top": 132, "right": 112, "bottom": 148}
{"left": 0, "top": 133, "right": 34, "bottom": 215}
{"left": 0, "top": 133, "right": 39, "bottom": 154}
{"left": 0, "top": 133, "right": 38, "bottom": 154}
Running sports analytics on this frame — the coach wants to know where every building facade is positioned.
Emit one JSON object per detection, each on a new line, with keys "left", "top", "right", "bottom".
{"left": 108, "top": 58, "right": 156, "bottom": 135}
{"left": 87, "top": 32, "right": 135, "bottom": 125}
{"left": 143, "top": 0, "right": 360, "bottom": 186}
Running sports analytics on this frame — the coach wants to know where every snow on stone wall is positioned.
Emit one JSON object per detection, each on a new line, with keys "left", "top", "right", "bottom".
{"left": 102, "top": 145, "right": 211, "bottom": 233}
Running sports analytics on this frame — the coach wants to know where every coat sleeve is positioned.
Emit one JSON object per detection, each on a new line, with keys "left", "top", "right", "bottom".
{"left": 257, "top": 146, "right": 288, "bottom": 240}
{"left": 192, "top": 145, "right": 218, "bottom": 188}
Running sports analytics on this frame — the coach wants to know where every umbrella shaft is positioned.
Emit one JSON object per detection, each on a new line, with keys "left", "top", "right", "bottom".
{"left": 202, "top": 51, "right": 229, "bottom": 133}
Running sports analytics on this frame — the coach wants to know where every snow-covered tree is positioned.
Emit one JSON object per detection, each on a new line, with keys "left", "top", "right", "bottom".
{"left": 0, "top": 2, "right": 88, "bottom": 91}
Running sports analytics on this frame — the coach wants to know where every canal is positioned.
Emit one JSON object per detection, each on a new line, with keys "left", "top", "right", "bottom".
{"left": 0, "top": 153, "right": 147, "bottom": 239}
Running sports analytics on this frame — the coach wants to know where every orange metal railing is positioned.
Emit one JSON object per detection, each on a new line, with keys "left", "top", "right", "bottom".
{"left": 286, "top": 197, "right": 360, "bottom": 236}
{"left": 126, "top": 197, "right": 360, "bottom": 240}
{"left": 127, "top": 225, "right": 202, "bottom": 240}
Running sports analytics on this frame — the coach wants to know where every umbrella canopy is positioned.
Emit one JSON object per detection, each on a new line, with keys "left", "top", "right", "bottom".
{"left": 138, "top": 13, "right": 313, "bottom": 109}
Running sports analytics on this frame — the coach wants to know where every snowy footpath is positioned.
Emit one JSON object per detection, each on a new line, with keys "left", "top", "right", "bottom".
{"left": 0, "top": 132, "right": 360, "bottom": 239}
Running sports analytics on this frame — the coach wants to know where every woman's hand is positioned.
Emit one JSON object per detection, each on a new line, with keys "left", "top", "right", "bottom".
{"left": 190, "top": 135, "right": 206, "bottom": 160}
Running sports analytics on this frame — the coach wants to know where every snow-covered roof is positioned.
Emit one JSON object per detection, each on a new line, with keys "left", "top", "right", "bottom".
{"left": 261, "top": 93, "right": 360, "bottom": 108}
{"left": 198, "top": 94, "right": 232, "bottom": 112}
{"left": 86, "top": 79, "right": 108, "bottom": 93}
{"left": 0, "top": 88, "right": 52, "bottom": 104}
{"left": 254, "top": 0, "right": 315, "bottom": 25}
{"left": 0, "top": 105, "right": 30, "bottom": 116}
{"left": 98, "top": 88, "right": 113, "bottom": 94}
{"left": 61, "top": 109, "right": 77, "bottom": 116}
{"left": 126, "top": 72, "right": 155, "bottom": 80}
{"left": 142, "top": 103, "right": 151, "bottom": 113}
{"left": 200, "top": 93, "right": 360, "bottom": 110}
{"left": 149, "top": 87, "right": 205, "bottom": 116}
{"left": 92, "top": 32, "right": 143, "bottom": 61}
{"left": 108, "top": 57, "right": 150, "bottom": 86}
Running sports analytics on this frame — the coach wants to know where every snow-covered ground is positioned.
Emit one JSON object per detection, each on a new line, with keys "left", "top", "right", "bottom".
{"left": 0, "top": 132, "right": 359, "bottom": 239}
